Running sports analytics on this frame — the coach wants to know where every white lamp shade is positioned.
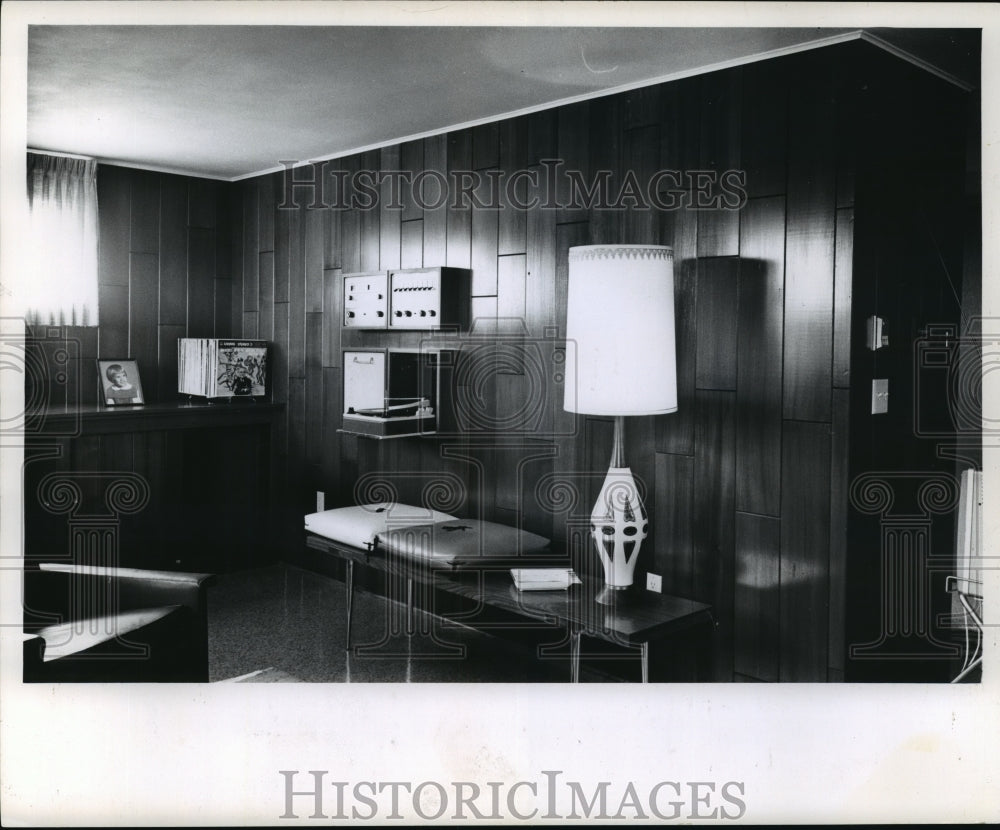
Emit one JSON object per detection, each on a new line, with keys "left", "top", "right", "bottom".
{"left": 563, "top": 245, "right": 677, "bottom": 415}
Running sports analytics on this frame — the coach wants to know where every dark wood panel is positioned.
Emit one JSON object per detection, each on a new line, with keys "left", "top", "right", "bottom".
{"left": 129, "top": 171, "right": 160, "bottom": 255}
{"left": 828, "top": 388, "right": 849, "bottom": 678}
{"left": 320, "top": 365, "right": 343, "bottom": 499}
{"left": 271, "top": 303, "right": 289, "bottom": 403}
{"left": 556, "top": 101, "right": 590, "bottom": 225}
{"left": 741, "top": 58, "right": 788, "bottom": 199}
{"left": 128, "top": 253, "right": 159, "bottom": 393}
{"left": 654, "top": 451, "right": 695, "bottom": 598}
{"left": 525, "top": 164, "right": 557, "bottom": 339}
{"left": 497, "top": 254, "right": 526, "bottom": 327}
{"left": 157, "top": 324, "right": 185, "bottom": 403}
{"left": 359, "top": 150, "right": 380, "bottom": 272}
{"left": 783, "top": 57, "right": 836, "bottom": 422}
{"left": 258, "top": 250, "right": 275, "bottom": 341}
{"left": 187, "top": 228, "right": 216, "bottom": 338}
{"left": 695, "top": 257, "right": 738, "bottom": 390}
{"left": 622, "top": 123, "right": 659, "bottom": 245}
{"left": 697, "top": 69, "right": 742, "bottom": 257}
{"left": 526, "top": 108, "right": 557, "bottom": 165}
{"left": 692, "top": 389, "right": 736, "bottom": 681}
{"left": 305, "top": 312, "right": 323, "bottom": 459}
{"left": 655, "top": 79, "right": 700, "bottom": 456}
{"left": 587, "top": 96, "right": 622, "bottom": 245}
{"left": 833, "top": 207, "right": 854, "bottom": 389}
{"left": 779, "top": 419, "right": 831, "bottom": 681}
{"left": 422, "top": 135, "right": 448, "bottom": 264}
{"left": 288, "top": 209, "right": 307, "bottom": 380}
{"left": 242, "top": 311, "right": 259, "bottom": 338}
{"left": 274, "top": 188, "right": 290, "bottom": 305}
{"left": 624, "top": 84, "right": 661, "bottom": 130}
{"left": 322, "top": 268, "right": 342, "bottom": 369}
{"left": 97, "top": 164, "right": 130, "bottom": 286}
{"left": 736, "top": 196, "right": 785, "bottom": 516}
{"left": 242, "top": 180, "right": 260, "bottom": 312}
{"left": 400, "top": 219, "right": 423, "bottom": 269}
{"left": 97, "top": 284, "right": 129, "bottom": 358}
{"left": 734, "top": 512, "right": 780, "bottom": 681}
{"left": 188, "top": 178, "right": 217, "bottom": 230}
{"left": 158, "top": 176, "right": 188, "bottom": 325}
{"left": 498, "top": 116, "right": 527, "bottom": 255}
{"left": 379, "top": 145, "right": 402, "bottom": 269}
{"left": 259, "top": 172, "right": 276, "bottom": 253}
{"left": 399, "top": 139, "right": 424, "bottom": 222}
{"left": 230, "top": 183, "right": 244, "bottom": 335}
{"left": 323, "top": 164, "right": 343, "bottom": 271}
{"left": 471, "top": 171, "right": 499, "bottom": 296}
{"left": 446, "top": 132, "right": 472, "bottom": 268}
{"left": 473, "top": 121, "right": 500, "bottom": 170}
{"left": 214, "top": 279, "right": 232, "bottom": 338}
{"left": 304, "top": 206, "right": 325, "bottom": 313}
{"left": 340, "top": 156, "right": 362, "bottom": 273}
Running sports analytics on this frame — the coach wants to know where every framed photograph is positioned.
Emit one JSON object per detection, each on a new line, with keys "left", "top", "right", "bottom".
{"left": 97, "top": 358, "right": 145, "bottom": 406}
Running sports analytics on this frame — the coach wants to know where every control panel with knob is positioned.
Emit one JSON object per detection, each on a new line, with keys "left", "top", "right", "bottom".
{"left": 341, "top": 267, "right": 470, "bottom": 330}
{"left": 342, "top": 273, "right": 389, "bottom": 329}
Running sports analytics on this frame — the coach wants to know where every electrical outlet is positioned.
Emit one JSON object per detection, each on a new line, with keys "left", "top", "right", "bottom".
{"left": 646, "top": 572, "right": 662, "bottom": 593}
{"left": 316, "top": 491, "right": 325, "bottom": 512}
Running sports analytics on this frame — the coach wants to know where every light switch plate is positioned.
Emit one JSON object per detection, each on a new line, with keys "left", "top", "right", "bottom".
{"left": 872, "top": 378, "right": 889, "bottom": 414}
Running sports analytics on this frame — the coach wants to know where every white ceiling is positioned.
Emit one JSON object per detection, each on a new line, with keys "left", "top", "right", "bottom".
{"left": 27, "top": 25, "right": 979, "bottom": 181}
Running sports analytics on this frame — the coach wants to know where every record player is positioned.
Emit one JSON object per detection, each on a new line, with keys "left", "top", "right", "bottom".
{"left": 341, "top": 349, "right": 450, "bottom": 438}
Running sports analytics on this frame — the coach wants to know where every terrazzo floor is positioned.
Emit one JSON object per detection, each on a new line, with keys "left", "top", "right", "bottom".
{"left": 207, "top": 563, "right": 611, "bottom": 683}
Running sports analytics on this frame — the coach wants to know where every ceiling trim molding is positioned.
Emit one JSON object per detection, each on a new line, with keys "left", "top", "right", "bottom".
{"left": 859, "top": 31, "right": 977, "bottom": 92}
{"left": 231, "top": 29, "right": 868, "bottom": 182}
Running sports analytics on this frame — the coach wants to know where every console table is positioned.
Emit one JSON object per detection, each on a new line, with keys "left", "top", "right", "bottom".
{"left": 24, "top": 401, "right": 283, "bottom": 573}
{"left": 306, "top": 532, "right": 714, "bottom": 682}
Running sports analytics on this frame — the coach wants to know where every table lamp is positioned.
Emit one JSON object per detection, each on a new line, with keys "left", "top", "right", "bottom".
{"left": 563, "top": 245, "right": 677, "bottom": 604}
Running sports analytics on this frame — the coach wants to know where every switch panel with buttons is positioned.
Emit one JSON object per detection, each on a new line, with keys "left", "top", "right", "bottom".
{"left": 389, "top": 267, "right": 470, "bottom": 330}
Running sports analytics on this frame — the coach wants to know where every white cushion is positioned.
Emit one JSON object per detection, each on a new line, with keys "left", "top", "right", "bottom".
{"left": 304, "top": 502, "right": 458, "bottom": 550}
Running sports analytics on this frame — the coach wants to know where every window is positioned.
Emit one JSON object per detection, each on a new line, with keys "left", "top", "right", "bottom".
{"left": 24, "top": 152, "right": 99, "bottom": 326}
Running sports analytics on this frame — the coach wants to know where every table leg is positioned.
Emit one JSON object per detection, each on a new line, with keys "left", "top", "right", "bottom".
{"left": 640, "top": 642, "right": 649, "bottom": 683}
{"left": 570, "top": 630, "right": 581, "bottom": 683}
{"left": 345, "top": 560, "right": 354, "bottom": 653}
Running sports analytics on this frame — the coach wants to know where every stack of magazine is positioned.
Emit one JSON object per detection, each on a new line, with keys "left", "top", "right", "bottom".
{"left": 178, "top": 338, "right": 268, "bottom": 399}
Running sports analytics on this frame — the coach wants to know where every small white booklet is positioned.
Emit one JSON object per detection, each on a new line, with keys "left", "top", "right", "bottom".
{"left": 510, "top": 568, "right": 582, "bottom": 591}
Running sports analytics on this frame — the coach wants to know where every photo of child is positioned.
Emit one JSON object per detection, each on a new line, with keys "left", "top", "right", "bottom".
{"left": 98, "top": 359, "right": 145, "bottom": 406}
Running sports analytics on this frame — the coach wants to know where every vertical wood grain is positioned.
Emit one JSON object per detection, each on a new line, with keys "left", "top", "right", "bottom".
{"left": 833, "top": 207, "right": 854, "bottom": 389}
{"left": 587, "top": 95, "right": 622, "bottom": 245}
{"left": 692, "top": 390, "right": 736, "bottom": 681}
{"left": 741, "top": 58, "right": 788, "bottom": 199}
{"left": 129, "top": 172, "right": 160, "bottom": 255}
{"left": 498, "top": 116, "right": 528, "bottom": 256}
{"left": 98, "top": 284, "right": 129, "bottom": 358}
{"left": 258, "top": 251, "right": 275, "bottom": 341}
{"left": 655, "top": 451, "right": 695, "bottom": 598}
{"left": 783, "top": 56, "right": 836, "bottom": 422}
{"left": 304, "top": 205, "right": 325, "bottom": 313}
{"left": 400, "top": 220, "right": 424, "bottom": 268}
{"left": 340, "top": 155, "right": 362, "bottom": 273}
{"left": 447, "top": 132, "right": 472, "bottom": 268}
{"left": 736, "top": 196, "right": 785, "bottom": 516}
{"left": 187, "top": 228, "right": 215, "bottom": 338}
{"left": 695, "top": 257, "right": 739, "bottom": 390}
{"left": 322, "top": 268, "right": 342, "bottom": 369}
{"left": 242, "top": 180, "right": 260, "bottom": 312}
{"left": 556, "top": 101, "right": 590, "bottom": 225}
{"left": 656, "top": 78, "right": 700, "bottom": 456}
{"left": 158, "top": 177, "right": 188, "bottom": 326}
{"left": 97, "top": 165, "right": 130, "bottom": 286}
{"left": 214, "top": 279, "right": 232, "bottom": 338}
{"left": 828, "top": 388, "right": 850, "bottom": 678}
{"left": 305, "top": 311, "right": 324, "bottom": 459}
{"left": 129, "top": 253, "right": 159, "bottom": 385}
{"left": 697, "top": 69, "right": 742, "bottom": 257}
{"left": 157, "top": 324, "right": 185, "bottom": 402}
{"left": 471, "top": 172, "right": 499, "bottom": 296}
{"left": 780, "top": 419, "right": 832, "bottom": 681}
{"left": 422, "top": 134, "right": 448, "bottom": 263}
{"left": 258, "top": 173, "right": 275, "bottom": 253}
{"left": 379, "top": 145, "right": 402, "bottom": 269}
{"left": 188, "top": 178, "right": 217, "bottom": 230}
{"left": 288, "top": 205, "right": 306, "bottom": 379}
{"left": 359, "top": 150, "right": 381, "bottom": 271}
{"left": 734, "top": 511, "right": 781, "bottom": 681}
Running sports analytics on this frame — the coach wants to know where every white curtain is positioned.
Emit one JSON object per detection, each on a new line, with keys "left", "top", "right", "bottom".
{"left": 24, "top": 153, "right": 99, "bottom": 327}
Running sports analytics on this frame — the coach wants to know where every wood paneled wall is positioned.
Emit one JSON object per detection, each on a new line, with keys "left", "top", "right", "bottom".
{"left": 229, "top": 42, "right": 972, "bottom": 682}
{"left": 31, "top": 165, "right": 232, "bottom": 408}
